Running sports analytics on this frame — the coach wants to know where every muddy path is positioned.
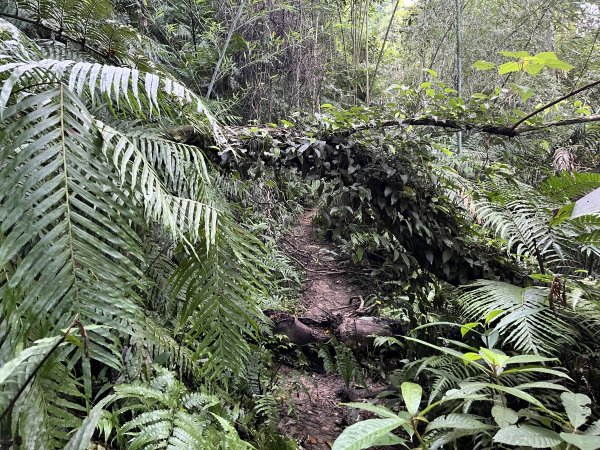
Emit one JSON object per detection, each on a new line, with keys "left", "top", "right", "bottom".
{"left": 275, "top": 210, "right": 386, "bottom": 449}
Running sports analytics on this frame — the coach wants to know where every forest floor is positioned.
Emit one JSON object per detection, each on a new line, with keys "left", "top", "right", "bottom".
{"left": 275, "top": 210, "right": 386, "bottom": 449}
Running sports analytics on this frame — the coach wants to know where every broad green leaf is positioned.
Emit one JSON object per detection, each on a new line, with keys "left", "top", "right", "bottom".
{"left": 463, "top": 383, "right": 545, "bottom": 409}
{"left": 543, "top": 59, "right": 574, "bottom": 71}
{"left": 343, "top": 402, "right": 399, "bottom": 419}
{"left": 371, "top": 432, "right": 408, "bottom": 447}
{"left": 560, "top": 433, "right": 600, "bottom": 450}
{"left": 403, "top": 337, "right": 488, "bottom": 373}
{"left": 506, "top": 355, "right": 558, "bottom": 365}
{"left": 463, "top": 352, "right": 482, "bottom": 362}
{"left": 562, "top": 392, "right": 592, "bottom": 429}
{"left": 332, "top": 418, "right": 405, "bottom": 450}
{"left": 503, "top": 367, "right": 571, "bottom": 379}
{"left": 500, "top": 51, "right": 530, "bottom": 58}
{"left": 515, "top": 381, "right": 569, "bottom": 392}
{"left": 423, "top": 68, "right": 438, "bottom": 78}
{"left": 523, "top": 63, "right": 544, "bottom": 75}
{"left": 535, "top": 51, "right": 559, "bottom": 59}
{"left": 485, "top": 309, "right": 505, "bottom": 324}
{"left": 585, "top": 420, "right": 600, "bottom": 436}
{"left": 498, "top": 61, "right": 521, "bottom": 74}
{"left": 494, "top": 425, "right": 562, "bottom": 448}
{"left": 472, "top": 60, "right": 495, "bottom": 70}
{"left": 491, "top": 405, "right": 518, "bottom": 428}
{"left": 460, "top": 322, "right": 480, "bottom": 337}
{"left": 550, "top": 202, "right": 575, "bottom": 227}
{"left": 425, "top": 413, "right": 490, "bottom": 432}
{"left": 479, "top": 348, "right": 510, "bottom": 367}
{"left": 401, "top": 382, "right": 422, "bottom": 416}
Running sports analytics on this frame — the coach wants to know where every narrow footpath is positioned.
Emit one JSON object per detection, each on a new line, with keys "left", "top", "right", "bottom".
{"left": 275, "top": 210, "right": 385, "bottom": 450}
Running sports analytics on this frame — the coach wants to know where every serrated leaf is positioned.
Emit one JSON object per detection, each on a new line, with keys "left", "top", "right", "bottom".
{"left": 332, "top": 418, "right": 405, "bottom": 450}
{"left": 401, "top": 382, "right": 422, "bottom": 416}
{"left": 562, "top": 392, "right": 592, "bottom": 429}
{"left": 494, "top": 425, "right": 562, "bottom": 448}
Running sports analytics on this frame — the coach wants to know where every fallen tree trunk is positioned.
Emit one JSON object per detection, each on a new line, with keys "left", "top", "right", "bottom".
{"left": 264, "top": 310, "right": 405, "bottom": 349}
{"left": 171, "top": 119, "right": 525, "bottom": 285}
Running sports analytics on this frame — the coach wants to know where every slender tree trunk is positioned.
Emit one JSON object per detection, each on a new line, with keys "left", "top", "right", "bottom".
{"left": 206, "top": 0, "right": 247, "bottom": 100}
{"left": 365, "top": 0, "right": 369, "bottom": 104}
{"left": 370, "top": 0, "right": 401, "bottom": 104}
{"left": 455, "top": 0, "right": 463, "bottom": 154}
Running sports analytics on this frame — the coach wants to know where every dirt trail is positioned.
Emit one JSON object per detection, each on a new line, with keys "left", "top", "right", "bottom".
{"left": 276, "top": 210, "right": 382, "bottom": 449}
{"left": 284, "top": 210, "right": 365, "bottom": 320}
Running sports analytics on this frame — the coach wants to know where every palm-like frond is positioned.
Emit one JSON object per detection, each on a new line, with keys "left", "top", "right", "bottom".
{"left": 3, "top": 0, "right": 146, "bottom": 66}
{"left": 476, "top": 195, "right": 572, "bottom": 271}
{"left": 459, "top": 280, "right": 583, "bottom": 355}
{"left": 0, "top": 53, "right": 225, "bottom": 145}
{"left": 0, "top": 84, "right": 146, "bottom": 339}
{"left": 472, "top": 173, "right": 600, "bottom": 275}
{"left": 541, "top": 171, "right": 600, "bottom": 200}
{"left": 172, "top": 216, "right": 271, "bottom": 379}
{"left": 0, "top": 20, "right": 271, "bottom": 448}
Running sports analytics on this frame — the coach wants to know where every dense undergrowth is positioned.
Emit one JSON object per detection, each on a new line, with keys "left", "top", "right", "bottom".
{"left": 1, "top": 0, "right": 600, "bottom": 449}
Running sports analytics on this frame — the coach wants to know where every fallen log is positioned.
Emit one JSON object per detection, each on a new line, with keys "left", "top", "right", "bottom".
{"left": 264, "top": 310, "right": 406, "bottom": 349}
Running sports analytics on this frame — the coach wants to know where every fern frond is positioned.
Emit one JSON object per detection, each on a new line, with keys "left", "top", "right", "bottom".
{"left": 459, "top": 281, "right": 580, "bottom": 355}
{"left": 541, "top": 172, "right": 600, "bottom": 200}
{"left": 114, "top": 368, "right": 252, "bottom": 450}
{"left": 98, "top": 124, "right": 218, "bottom": 247}
{"left": 171, "top": 217, "right": 272, "bottom": 378}
{"left": 0, "top": 42, "right": 226, "bottom": 145}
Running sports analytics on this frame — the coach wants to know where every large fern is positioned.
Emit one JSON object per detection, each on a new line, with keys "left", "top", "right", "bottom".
{"left": 458, "top": 280, "right": 600, "bottom": 356}
{"left": 110, "top": 368, "right": 254, "bottom": 449}
{"left": 0, "top": 18, "right": 272, "bottom": 447}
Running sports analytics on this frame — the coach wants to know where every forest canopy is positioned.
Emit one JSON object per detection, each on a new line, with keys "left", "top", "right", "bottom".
{"left": 0, "top": 0, "right": 599, "bottom": 449}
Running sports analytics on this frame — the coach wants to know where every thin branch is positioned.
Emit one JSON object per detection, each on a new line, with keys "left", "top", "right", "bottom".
{"left": 516, "top": 114, "right": 600, "bottom": 133}
{"left": 331, "top": 113, "right": 600, "bottom": 139}
{"left": 511, "top": 79, "right": 600, "bottom": 131}
{"left": 572, "top": 28, "right": 600, "bottom": 90}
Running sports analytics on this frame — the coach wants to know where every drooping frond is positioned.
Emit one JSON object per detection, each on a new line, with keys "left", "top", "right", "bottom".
{"left": 0, "top": 20, "right": 274, "bottom": 448}
{"left": 171, "top": 216, "right": 272, "bottom": 379}
{"left": 476, "top": 196, "right": 572, "bottom": 271}
{"left": 0, "top": 43, "right": 226, "bottom": 145}
{"left": 0, "top": 84, "right": 147, "bottom": 338}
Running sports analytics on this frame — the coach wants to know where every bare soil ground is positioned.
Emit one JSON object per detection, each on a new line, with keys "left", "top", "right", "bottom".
{"left": 276, "top": 210, "right": 385, "bottom": 449}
